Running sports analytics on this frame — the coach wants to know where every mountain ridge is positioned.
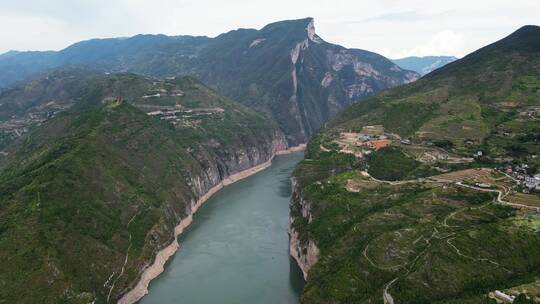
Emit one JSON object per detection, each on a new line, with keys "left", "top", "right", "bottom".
{"left": 0, "top": 71, "right": 293, "bottom": 303}
{"left": 290, "top": 24, "right": 540, "bottom": 303}
{"left": 0, "top": 17, "right": 419, "bottom": 145}
{"left": 392, "top": 55, "right": 457, "bottom": 75}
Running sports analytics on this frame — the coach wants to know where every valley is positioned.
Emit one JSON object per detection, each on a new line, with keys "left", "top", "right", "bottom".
{"left": 137, "top": 152, "right": 305, "bottom": 304}
{"left": 0, "top": 71, "right": 294, "bottom": 303}
{"left": 0, "top": 18, "right": 418, "bottom": 145}
{"left": 0, "top": 10, "right": 537, "bottom": 304}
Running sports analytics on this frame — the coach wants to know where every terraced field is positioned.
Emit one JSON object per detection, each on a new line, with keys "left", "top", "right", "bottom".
{"left": 294, "top": 166, "right": 540, "bottom": 303}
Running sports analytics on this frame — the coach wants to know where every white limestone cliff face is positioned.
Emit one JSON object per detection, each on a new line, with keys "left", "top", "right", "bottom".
{"left": 289, "top": 225, "right": 319, "bottom": 280}
{"left": 249, "top": 38, "right": 266, "bottom": 48}
{"left": 288, "top": 177, "right": 320, "bottom": 280}
{"left": 404, "top": 71, "right": 420, "bottom": 83}
{"left": 346, "top": 83, "right": 374, "bottom": 98}
{"left": 321, "top": 72, "right": 333, "bottom": 88}
{"left": 290, "top": 39, "right": 309, "bottom": 65}
{"left": 280, "top": 18, "right": 418, "bottom": 146}
{"left": 306, "top": 19, "right": 322, "bottom": 44}
{"left": 288, "top": 37, "right": 311, "bottom": 144}
{"left": 327, "top": 50, "right": 379, "bottom": 77}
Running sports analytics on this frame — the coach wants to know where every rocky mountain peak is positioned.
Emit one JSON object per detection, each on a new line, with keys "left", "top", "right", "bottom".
{"left": 306, "top": 18, "right": 322, "bottom": 43}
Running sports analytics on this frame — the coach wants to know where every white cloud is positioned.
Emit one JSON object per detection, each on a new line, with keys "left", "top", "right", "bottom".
{"left": 0, "top": 0, "right": 539, "bottom": 58}
{"left": 0, "top": 14, "right": 76, "bottom": 52}
{"left": 386, "top": 30, "right": 466, "bottom": 59}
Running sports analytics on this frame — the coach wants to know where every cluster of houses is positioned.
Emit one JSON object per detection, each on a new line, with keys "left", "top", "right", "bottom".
{"left": 141, "top": 88, "right": 184, "bottom": 99}
{"left": 337, "top": 132, "right": 392, "bottom": 150}
{"left": 333, "top": 131, "right": 393, "bottom": 158}
{"left": 0, "top": 100, "right": 71, "bottom": 153}
{"left": 146, "top": 105, "right": 224, "bottom": 126}
{"left": 345, "top": 132, "right": 392, "bottom": 150}
{"left": 519, "top": 106, "right": 540, "bottom": 120}
{"left": 505, "top": 164, "right": 540, "bottom": 192}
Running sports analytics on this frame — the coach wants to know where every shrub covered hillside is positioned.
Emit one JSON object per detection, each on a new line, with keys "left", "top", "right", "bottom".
{"left": 0, "top": 18, "right": 419, "bottom": 146}
{"left": 331, "top": 25, "right": 540, "bottom": 166}
{"left": 290, "top": 25, "right": 540, "bottom": 303}
{"left": 0, "top": 72, "right": 287, "bottom": 303}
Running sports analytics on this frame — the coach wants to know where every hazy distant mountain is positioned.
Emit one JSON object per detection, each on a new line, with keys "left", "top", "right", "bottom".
{"left": 0, "top": 18, "right": 419, "bottom": 145}
{"left": 392, "top": 55, "right": 457, "bottom": 75}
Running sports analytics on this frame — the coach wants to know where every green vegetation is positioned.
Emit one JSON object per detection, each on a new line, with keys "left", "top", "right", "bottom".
{"left": 0, "top": 18, "right": 418, "bottom": 145}
{"left": 0, "top": 73, "right": 284, "bottom": 303}
{"left": 330, "top": 26, "right": 540, "bottom": 162}
{"left": 293, "top": 134, "right": 360, "bottom": 186}
{"left": 291, "top": 25, "right": 540, "bottom": 303}
{"left": 293, "top": 165, "right": 540, "bottom": 303}
{"left": 367, "top": 146, "right": 438, "bottom": 181}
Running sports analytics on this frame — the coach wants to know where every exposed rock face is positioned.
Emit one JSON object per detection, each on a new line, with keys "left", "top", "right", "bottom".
{"left": 288, "top": 177, "right": 320, "bottom": 280}
{"left": 0, "top": 72, "right": 296, "bottom": 304}
{"left": 321, "top": 72, "right": 333, "bottom": 88}
{"left": 0, "top": 18, "right": 420, "bottom": 147}
{"left": 249, "top": 38, "right": 266, "bottom": 48}
{"left": 274, "top": 18, "right": 419, "bottom": 145}
{"left": 306, "top": 19, "right": 318, "bottom": 42}
{"left": 117, "top": 131, "right": 292, "bottom": 303}
{"left": 188, "top": 132, "right": 288, "bottom": 201}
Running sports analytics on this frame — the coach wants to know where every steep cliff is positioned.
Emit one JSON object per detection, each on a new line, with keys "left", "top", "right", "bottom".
{"left": 0, "top": 18, "right": 419, "bottom": 146}
{"left": 0, "top": 72, "right": 291, "bottom": 303}
{"left": 288, "top": 177, "right": 319, "bottom": 280}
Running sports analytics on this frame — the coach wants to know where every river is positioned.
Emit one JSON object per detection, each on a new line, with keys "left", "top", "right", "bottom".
{"left": 140, "top": 152, "right": 305, "bottom": 304}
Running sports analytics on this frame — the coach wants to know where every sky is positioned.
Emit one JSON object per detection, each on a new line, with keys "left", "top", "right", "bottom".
{"left": 0, "top": 0, "right": 538, "bottom": 59}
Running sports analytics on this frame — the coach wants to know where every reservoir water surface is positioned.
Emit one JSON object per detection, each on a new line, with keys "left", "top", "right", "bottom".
{"left": 140, "top": 152, "right": 305, "bottom": 304}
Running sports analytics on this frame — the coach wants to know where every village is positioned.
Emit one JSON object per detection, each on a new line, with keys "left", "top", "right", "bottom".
{"left": 335, "top": 126, "right": 540, "bottom": 304}
{"left": 0, "top": 100, "right": 72, "bottom": 154}
{"left": 132, "top": 87, "right": 226, "bottom": 127}
{"left": 145, "top": 105, "right": 225, "bottom": 126}
{"left": 326, "top": 125, "right": 394, "bottom": 158}
{"left": 0, "top": 86, "right": 228, "bottom": 158}
{"left": 324, "top": 124, "right": 540, "bottom": 197}
{"left": 504, "top": 164, "right": 540, "bottom": 192}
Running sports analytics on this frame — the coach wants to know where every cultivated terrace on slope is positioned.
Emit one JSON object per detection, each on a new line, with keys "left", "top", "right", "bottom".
{"left": 0, "top": 72, "right": 287, "bottom": 303}
{"left": 0, "top": 18, "right": 419, "bottom": 146}
{"left": 290, "top": 25, "right": 540, "bottom": 303}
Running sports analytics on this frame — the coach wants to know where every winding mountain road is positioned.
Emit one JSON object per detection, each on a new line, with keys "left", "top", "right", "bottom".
{"left": 360, "top": 169, "right": 534, "bottom": 304}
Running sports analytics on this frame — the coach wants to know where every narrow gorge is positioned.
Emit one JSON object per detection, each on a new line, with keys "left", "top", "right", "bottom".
{"left": 131, "top": 152, "right": 307, "bottom": 304}
{"left": 118, "top": 141, "right": 303, "bottom": 303}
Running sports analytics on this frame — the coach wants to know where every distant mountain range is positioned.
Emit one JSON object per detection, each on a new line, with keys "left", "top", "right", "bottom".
{"left": 0, "top": 18, "right": 419, "bottom": 145}
{"left": 0, "top": 15, "right": 539, "bottom": 304}
{"left": 392, "top": 55, "right": 457, "bottom": 75}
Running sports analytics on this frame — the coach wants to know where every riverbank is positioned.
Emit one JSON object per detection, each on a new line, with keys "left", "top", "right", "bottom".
{"left": 276, "top": 144, "right": 306, "bottom": 155}
{"left": 118, "top": 144, "right": 306, "bottom": 304}
{"left": 288, "top": 177, "right": 319, "bottom": 280}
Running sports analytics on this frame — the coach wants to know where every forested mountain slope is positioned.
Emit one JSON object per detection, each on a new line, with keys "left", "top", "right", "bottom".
{"left": 0, "top": 18, "right": 418, "bottom": 145}
{"left": 289, "top": 25, "right": 540, "bottom": 304}
{"left": 0, "top": 72, "right": 288, "bottom": 303}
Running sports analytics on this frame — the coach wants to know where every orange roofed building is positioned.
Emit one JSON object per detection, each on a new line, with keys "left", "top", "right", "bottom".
{"left": 366, "top": 139, "right": 392, "bottom": 150}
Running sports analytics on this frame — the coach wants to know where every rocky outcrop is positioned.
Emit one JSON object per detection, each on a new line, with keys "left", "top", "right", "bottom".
{"left": 0, "top": 18, "right": 420, "bottom": 148}
{"left": 288, "top": 177, "right": 320, "bottom": 280}
{"left": 274, "top": 18, "right": 420, "bottom": 146}
{"left": 117, "top": 132, "right": 302, "bottom": 304}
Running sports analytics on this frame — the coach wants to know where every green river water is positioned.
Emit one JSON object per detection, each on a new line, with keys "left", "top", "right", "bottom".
{"left": 140, "top": 152, "right": 305, "bottom": 304}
